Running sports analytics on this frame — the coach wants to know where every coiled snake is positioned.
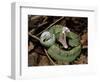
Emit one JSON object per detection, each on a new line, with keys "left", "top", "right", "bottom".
{"left": 40, "top": 25, "right": 81, "bottom": 62}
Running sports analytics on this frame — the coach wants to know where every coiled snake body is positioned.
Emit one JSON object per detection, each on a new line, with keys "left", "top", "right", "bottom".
{"left": 40, "top": 25, "right": 81, "bottom": 62}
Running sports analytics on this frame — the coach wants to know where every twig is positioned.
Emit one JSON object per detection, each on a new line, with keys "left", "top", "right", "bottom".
{"left": 29, "top": 33, "right": 56, "bottom": 65}
{"left": 38, "top": 22, "right": 48, "bottom": 28}
{"left": 43, "top": 16, "right": 48, "bottom": 22}
{"left": 29, "top": 29, "right": 35, "bottom": 34}
{"left": 29, "top": 22, "right": 48, "bottom": 34}
{"left": 44, "top": 49, "right": 56, "bottom": 65}
{"left": 28, "top": 32, "right": 40, "bottom": 41}
{"left": 36, "top": 17, "right": 65, "bottom": 36}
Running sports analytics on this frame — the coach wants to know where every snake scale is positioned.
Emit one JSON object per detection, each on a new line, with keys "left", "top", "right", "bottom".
{"left": 40, "top": 25, "right": 81, "bottom": 62}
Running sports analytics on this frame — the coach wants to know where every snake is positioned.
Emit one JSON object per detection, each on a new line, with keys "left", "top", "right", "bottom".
{"left": 40, "top": 25, "right": 81, "bottom": 62}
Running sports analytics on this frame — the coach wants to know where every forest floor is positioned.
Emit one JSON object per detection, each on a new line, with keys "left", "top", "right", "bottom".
{"left": 28, "top": 15, "right": 88, "bottom": 66}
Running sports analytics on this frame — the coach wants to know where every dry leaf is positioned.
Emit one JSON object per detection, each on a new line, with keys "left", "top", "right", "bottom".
{"left": 81, "top": 32, "right": 88, "bottom": 47}
{"left": 28, "top": 41, "right": 34, "bottom": 52}
{"left": 74, "top": 54, "right": 88, "bottom": 64}
{"left": 28, "top": 52, "right": 38, "bottom": 66}
{"left": 39, "top": 56, "right": 50, "bottom": 66}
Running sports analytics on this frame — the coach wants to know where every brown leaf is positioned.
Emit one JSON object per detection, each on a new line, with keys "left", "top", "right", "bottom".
{"left": 34, "top": 45, "right": 45, "bottom": 55}
{"left": 81, "top": 32, "right": 88, "bottom": 47}
{"left": 38, "top": 56, "right": 50, "bottom": 66}
{"left": 28, "top": 41, "right": 34, "bottom": 52}
{"left": 28, "top": 52, "right": 38, "bottom": 66}
{"left": 74, "top": 54, "right": 88, "bottom": 64}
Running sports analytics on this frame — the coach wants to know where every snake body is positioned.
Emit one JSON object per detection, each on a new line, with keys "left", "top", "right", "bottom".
{"left": 40, "top": 25, "right": 81, "bottom": 62}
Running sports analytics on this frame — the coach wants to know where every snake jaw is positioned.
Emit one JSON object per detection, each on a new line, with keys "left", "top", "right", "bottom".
{"left": 58, "top": 33, "right": 68, "bottom": 49}
{"left": 58, "top": 27, "right": 70, "bottom": 49}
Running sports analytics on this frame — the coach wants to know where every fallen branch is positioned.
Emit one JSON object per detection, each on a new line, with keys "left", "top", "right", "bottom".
{"left": 29, "top": 22, "right": 48, "bottom": 34}
{"left": 36, "top": 17, "right": 65, "bottom": 36}
{"left": 44, "top": 49, "right": 56, "bottom": 65}
{"left": 28, "top": 32, "right": 40, "bottom": 41}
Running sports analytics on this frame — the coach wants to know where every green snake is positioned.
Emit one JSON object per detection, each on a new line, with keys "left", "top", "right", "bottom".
{"left": 40, "top": 25, "right": 81, "bottom": 62}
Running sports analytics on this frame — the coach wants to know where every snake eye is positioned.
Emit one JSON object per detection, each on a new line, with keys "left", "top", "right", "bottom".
{"left": 40, "top": 31, "right": 55, "bottom": 47}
